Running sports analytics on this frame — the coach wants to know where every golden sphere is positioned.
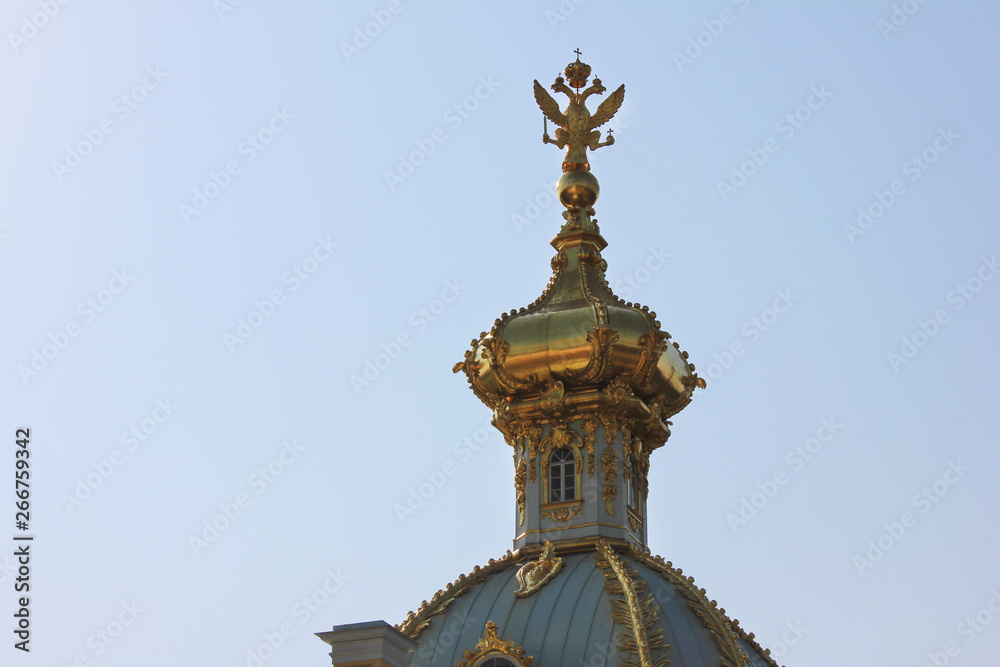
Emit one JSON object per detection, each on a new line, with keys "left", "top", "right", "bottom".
{"left": 558, "top": 170, "right": 599, "bottom": 208}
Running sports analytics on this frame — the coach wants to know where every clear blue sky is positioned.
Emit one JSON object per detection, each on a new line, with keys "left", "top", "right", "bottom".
{"left": 2, "top": 2, "right": 999, "bottom": 666}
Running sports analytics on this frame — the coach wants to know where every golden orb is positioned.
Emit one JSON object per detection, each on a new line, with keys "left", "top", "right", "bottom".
{"left": 557, "top": 169, "right": 599, "bottom": 208}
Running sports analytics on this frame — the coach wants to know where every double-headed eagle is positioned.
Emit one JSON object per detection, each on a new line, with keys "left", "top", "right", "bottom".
{"left": 534, "top": 60, "right": 624, "bottom": 172}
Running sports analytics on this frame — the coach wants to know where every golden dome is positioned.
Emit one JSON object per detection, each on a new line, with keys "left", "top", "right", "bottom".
{"left": 454, "top": 56, "right": 704, "bottom": 450}
{"left": 455, "top": 208, "right": 701, "bottom": 433}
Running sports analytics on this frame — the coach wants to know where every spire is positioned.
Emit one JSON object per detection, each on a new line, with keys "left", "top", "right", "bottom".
{"left": 454, "top": 55, "right": 704, "bottom": 552}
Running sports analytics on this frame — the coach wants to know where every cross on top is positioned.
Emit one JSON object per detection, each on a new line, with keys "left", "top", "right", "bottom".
{"left": 574, "top": 48, "right": 582, "bottom": 59}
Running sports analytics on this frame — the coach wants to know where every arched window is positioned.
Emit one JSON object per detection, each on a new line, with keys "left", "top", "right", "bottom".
{"left": 476, "top": 657, "right": 519, "bottom": 667}
{"left": 549, "top": 448, "right": 576, "bottom": 502}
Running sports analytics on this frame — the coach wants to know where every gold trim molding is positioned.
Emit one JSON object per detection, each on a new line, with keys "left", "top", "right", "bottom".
{"left": 397, "top": 550, "right": 521, "bottom": 639}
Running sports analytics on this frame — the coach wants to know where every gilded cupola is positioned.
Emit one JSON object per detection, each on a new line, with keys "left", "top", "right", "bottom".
{"left": 453, "top": 55, "right": 704, "bottom": 552}
{"left": 319, "top": 55, "right": 783, "bottom": 667}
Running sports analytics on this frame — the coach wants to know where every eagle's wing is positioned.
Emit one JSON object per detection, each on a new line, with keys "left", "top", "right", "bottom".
{"left": 589, "top": 84, "right": 625, "bottom": 129}
{"left": 533, "top": 80, "right": 567, "bottom": 127}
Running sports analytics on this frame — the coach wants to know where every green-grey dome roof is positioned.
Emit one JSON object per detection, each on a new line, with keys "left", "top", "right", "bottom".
{"left": 398, "top": 541, "right": 779, "bottom": 667}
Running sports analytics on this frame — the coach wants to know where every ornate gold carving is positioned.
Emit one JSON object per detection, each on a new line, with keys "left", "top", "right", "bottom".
{"left": 397, "top": 551, "right": 520, "bottom": 639}
{"left": 628, "top": 545, "right": 749, "bottom": 667}
{"left": 541, "top": 506, "right": 583, "bottom": 522}
{"left": 594, "top": 540, "right": 669, "bottom": 667}
{"left": 551, "top": 250, "right": 568, "bottom": 271}
{"left": 525, "top": 422, "right": 542, "bottom": 483}
{"left": 481, "top": 336, "right": 539, "bottom": 393}
{"left": 581, "top": 416, "right": 599, "bottom": 477}
{"left": 453, "top": 352, "right": 502, "bottom": 410}
{"left": 597, "top": 375, "right": 635, "bottom": 446}
{"left": 515, "top": 456, "right": 527, "bottom": 527}
{"left": 539, "top": 379, "right": 569, "bottom": 421}
{"left": 606, "top": 372, "right": 635, "bottom": 409}
{"left": 514, "top": 540, "right": 564, "bottom": 598}
{"left": 578, "top": 256, "right": 611, "bottom": 328}
{"left": 627, "top": 509, "right": 642, "bottom": 532}
{"left": 559, "top": 205, "right": 602, "bottom": 233}
{"left": 638, "top": 449, "right": 651, "bottom": 502}
{"left": 549, "top": 424, "right": 571, "bottom": 448}
{"left": 601, "top": 446, "right": 617, "bottom": 515}
{"left": 623, "top": 443, "right": 633, "bottom": 490}
{"left": 557, "top": 326, "right": 619, "bottom": 384}
{"left": 534, "top": 56, "right": 624, "bottom": 172}
{"left": 682, "top": 373, "right": 707, "bottom": 390}
{"left": 632, "top": 331, "right": 669, "bottom": 393}
{"left": 457, "top": 621, "right": 533, "bottom": 667}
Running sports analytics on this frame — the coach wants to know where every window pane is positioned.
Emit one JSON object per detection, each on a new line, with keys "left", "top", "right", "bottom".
{"left": 549, "top": 448, "right": 577, "bottom": 503}
{"left": 479, "top": 658, "right": 518, "bottom": 667}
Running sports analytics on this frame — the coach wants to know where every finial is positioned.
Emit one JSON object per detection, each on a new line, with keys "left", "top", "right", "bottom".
{"left": 533, "top": 54, "right": 624, "bottom": 212}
